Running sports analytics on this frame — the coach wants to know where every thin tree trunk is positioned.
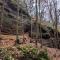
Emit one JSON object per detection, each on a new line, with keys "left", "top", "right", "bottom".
{"left": 30, "top": 0, "right": 33, "bottom": 42}
{"left": 35, "top": 0, "right": 39, "bottom": 47}
{"left": 53, "top": 0, "right": 58, "bottom": 48}
{"left": 16, "top": 0, "right": 19, "bottom": 44}
{"left": 39, "top": 0, "right": 43, "bottom": 48}
{"left": 22, "top": 14, "right": 24, "bottom": 44}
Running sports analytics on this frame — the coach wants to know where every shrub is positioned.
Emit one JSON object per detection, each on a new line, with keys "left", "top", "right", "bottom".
{"left": 0, "top": 45, "right": 50, "bottom": 60}
{"left": 0, "top": 48, "right": 14, "bottom": 60}
{"left": 17, "top": 45, "right": 50, "bottom": 60}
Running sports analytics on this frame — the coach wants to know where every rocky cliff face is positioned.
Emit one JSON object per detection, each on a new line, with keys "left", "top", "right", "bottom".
{"left": 0, "top": 0, "right": 30, "bottom": 34}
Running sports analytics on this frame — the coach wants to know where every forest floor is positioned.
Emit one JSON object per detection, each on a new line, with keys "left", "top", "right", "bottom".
{"left": 0, "top": 35, "right": 60, "bottom": 60}
{"left": 20, "top": 43, "right": 60, "bottom": 60}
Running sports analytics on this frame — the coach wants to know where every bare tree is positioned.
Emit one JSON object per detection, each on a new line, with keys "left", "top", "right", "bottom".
{"left": 42, "top": 0, "right": 59, "bottom": 48}
{"left": 48, "top": 0, "right": 58, "bottom": 48}
{"left": 35, "top": 0, "right": 39, "bottom": 47}
{"left": 16, "top": 0, "right": 20, "bottom": 44}
{"left": 39, "top": 0, "right": 47, "bottom": 48}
